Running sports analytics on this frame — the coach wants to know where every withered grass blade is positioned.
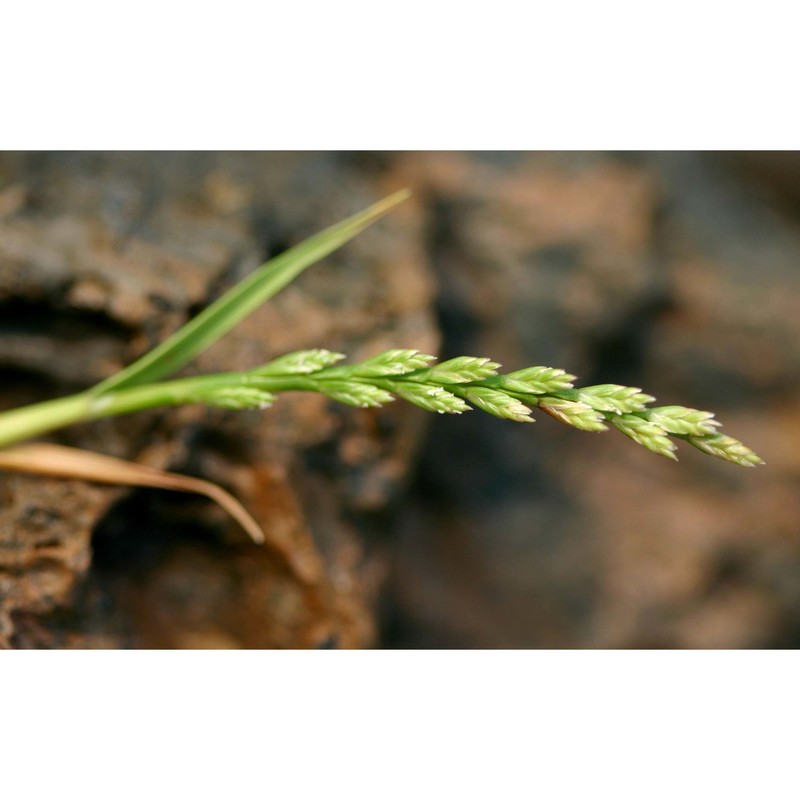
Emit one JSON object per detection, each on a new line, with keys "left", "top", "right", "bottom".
{"left": 0, "top": 443, "right": 265, "bottom": 544}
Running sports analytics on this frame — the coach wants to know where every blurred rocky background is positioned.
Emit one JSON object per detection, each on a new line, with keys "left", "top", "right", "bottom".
{"left": 0, "top": 152, "right": 798, "bottom": 648}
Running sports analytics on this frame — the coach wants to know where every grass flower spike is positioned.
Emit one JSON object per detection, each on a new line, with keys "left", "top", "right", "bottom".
{"left": 234, "top": 348, "right": 760, "bottom": 467}
{"left": 0, "top": 347, "right": 761, "bottom": 468}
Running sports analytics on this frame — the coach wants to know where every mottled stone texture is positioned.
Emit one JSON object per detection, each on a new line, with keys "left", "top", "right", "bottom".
{"left": 1, "top": 152, "right": 798, "bottom": 649}
{"left": 385, "top": 152, "right": 800, "bottom": 648}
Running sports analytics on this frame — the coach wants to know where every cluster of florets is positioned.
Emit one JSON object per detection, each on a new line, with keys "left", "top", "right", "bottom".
{"left": 195, "top": 348, "right": 762, "bottom": 468}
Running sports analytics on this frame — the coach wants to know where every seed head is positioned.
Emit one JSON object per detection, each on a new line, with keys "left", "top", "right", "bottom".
{"left": 647, "top": 406, "right": 720, "bottom": 436}
{"left": 575, "top": 384, "right": 656, "bottom": 415}
{"left": 687, "top": 433, "right": 765, "bottom": 467}
{"left": 418, "top": 356, "right": 502, "bottom": 384}
{"left": 317, "top": 380, "right": 394, "bottom": 409}
{"left": 458, "top": 387, "right": 533, "bottom": 423}
{"left": 611, "top": 414, "right": 678, "bottom": 460}
{"left": 538, "top": 398, "right": 608, "bottom": 431}
{"left": 392, "top": 382, "right": 471, "bottom": 414}
{"left": 499, "top": 366, "right": 576, "bottom": 395}
{"left": 253, "top": 349, "right": 346, "bottom": 376}
{"left": 249, "top": 348, "right": 763, "bottom": 468}
{"left": 351, "top": 349, "right": 437, "bottom": 377}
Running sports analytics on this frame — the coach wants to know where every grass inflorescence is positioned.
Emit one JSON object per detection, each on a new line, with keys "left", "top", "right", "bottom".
{"left": 178, "top": 347, "right": 761, "bottom": 468}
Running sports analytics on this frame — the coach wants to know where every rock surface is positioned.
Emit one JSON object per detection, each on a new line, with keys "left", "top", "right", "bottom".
{"left": 385, "top": 152, "right": 800, "bottom": 648}
{"left": 1, "top": 152, "right": 798, "bottom": 649}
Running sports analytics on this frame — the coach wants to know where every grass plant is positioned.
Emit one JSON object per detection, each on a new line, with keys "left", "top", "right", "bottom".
{"left": 0, "top": 189, "right": 763, "bottom": 538}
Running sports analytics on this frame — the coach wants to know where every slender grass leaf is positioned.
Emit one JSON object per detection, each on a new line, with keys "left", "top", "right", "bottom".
{"left": 91, "top": 189, "right": 411, "bottom": 395}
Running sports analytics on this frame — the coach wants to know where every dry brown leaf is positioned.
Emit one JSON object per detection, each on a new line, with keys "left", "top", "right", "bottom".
{"left": 0, "top": 442, "right": 265, "bottom": 544}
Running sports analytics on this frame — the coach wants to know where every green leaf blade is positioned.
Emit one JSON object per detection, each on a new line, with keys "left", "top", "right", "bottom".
{"left": 90, "top": 190, "right": 411, "bottom": 396}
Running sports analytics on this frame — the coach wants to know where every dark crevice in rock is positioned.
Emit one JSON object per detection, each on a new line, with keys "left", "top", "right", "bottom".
{"left": 583, "top": 290, "right": 675, "bottom": 387}
{"left": 0, "top": 295, "right": 132, "bottom": 341}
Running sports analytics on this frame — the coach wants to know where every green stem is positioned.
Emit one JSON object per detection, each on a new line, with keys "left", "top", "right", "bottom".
{"left": 0, "top": 372, "right": 320, "bottom": 450}
{"left": 0, "top": 392, "right": 96, "bottom": 449}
